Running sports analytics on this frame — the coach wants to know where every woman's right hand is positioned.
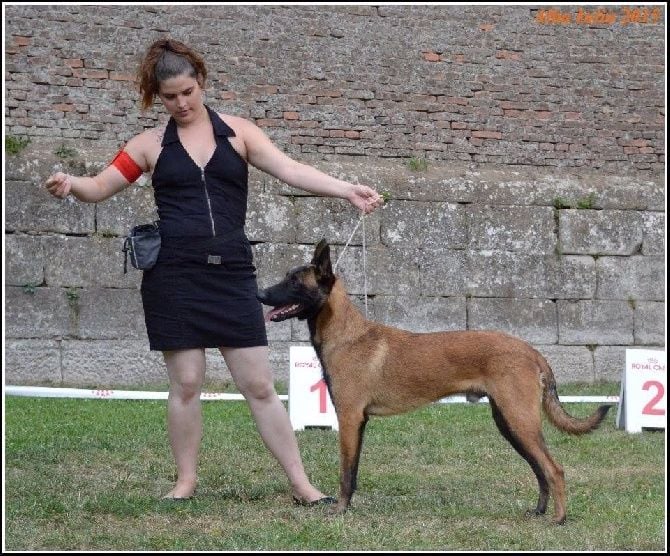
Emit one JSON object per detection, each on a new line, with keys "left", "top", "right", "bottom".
{"left": 45, "top": 172, "right": 72, "bottom": 199}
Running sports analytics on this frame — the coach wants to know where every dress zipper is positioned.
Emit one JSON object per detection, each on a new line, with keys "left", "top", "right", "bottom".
{"left": 200, "top": 166, "right": 216, "bottom": 236}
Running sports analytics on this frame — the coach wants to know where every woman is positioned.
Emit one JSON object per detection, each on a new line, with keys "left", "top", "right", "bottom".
{"left": 45, "top": 38, "right": 383, "bottom": 504}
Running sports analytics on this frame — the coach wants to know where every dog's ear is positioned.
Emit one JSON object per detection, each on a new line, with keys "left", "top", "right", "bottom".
{"left": 312, "top": 239, "right": 329, "bottom": 265}
{"left": 312, "top": 239, "right": 334, "bottom": 287}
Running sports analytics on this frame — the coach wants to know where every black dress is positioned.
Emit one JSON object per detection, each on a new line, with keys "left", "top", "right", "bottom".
{"left": 140, "top": 105, "right": 268, "bottom": 351}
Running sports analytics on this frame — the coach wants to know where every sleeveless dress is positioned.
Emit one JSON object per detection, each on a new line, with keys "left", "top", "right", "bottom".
{"left": 140, "top": 105, "right": 268, "bottom": 351}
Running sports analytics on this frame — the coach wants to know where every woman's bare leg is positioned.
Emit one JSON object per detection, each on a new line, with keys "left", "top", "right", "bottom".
{"left": 162, "top": 348, "right": 206, "bottom": 498}
{"left": 221, "top": 345, "right": 327, "bottom": 502}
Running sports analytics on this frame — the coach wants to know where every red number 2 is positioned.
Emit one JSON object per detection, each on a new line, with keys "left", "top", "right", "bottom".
{"left": 642, "top": 381, "right": 665, "bottom": 416}
{"left": 310, "top": 379, "right": 328, "bottom": 413}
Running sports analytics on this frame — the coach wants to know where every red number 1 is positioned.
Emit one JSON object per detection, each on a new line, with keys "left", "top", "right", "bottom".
{"left": 310, "top": 379, "right": 328, "bottom": 413}
{"left": 642, "top": 381, "right": 665, "bottom": 416}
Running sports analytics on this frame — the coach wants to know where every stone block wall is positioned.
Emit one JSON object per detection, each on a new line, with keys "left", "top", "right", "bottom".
{"left": 4, "top": 5, "right": 665, "bottom": 388}
{"left": 5, "top": 144, "right": 664, "bottom": 387}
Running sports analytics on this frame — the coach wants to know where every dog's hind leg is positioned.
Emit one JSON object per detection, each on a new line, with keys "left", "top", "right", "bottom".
{"left": 334, "top": 410, "right": 368, "bottom": 514}
{"left": 489, "top": 398, "right": 549, "bottom": 517}
{"left": 487, "top": 386, "right": 567, "bottom": 524}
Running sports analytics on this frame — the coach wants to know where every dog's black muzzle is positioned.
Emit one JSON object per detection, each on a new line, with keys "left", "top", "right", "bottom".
{"left": 257, "top": 281, "right": 322, "bottom": 322}
{"left": 256, "top": 284, "right": 290, "bottom": 306}
{"left": 256, "top": 288, "right": 271, "bottom": 304}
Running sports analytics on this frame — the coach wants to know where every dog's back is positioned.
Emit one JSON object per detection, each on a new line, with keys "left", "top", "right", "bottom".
{"left": 315, "top": 281, "right": 543, "bottom": 414}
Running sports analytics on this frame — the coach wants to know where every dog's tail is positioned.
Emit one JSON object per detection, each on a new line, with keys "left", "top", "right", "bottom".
{"left": 538, "top": 355, "right": 612, "bottom": 435}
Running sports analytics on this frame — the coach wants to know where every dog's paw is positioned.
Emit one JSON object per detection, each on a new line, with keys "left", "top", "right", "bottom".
{"left": 326, "top": 502, "right": 348, "bottom": 516}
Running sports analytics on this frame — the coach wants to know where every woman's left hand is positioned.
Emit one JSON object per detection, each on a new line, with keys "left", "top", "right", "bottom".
{"left": 347, "top": 184, "right": 384, "bottom": 214}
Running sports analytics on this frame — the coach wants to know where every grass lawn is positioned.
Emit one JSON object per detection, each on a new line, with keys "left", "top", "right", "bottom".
{"left": 4, "top": 382, "right": 666, "bottom": 551}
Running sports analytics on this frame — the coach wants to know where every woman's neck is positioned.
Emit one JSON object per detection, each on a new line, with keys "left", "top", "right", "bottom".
{"left": 175, "top": 103, "right": 209, "bottom": 129}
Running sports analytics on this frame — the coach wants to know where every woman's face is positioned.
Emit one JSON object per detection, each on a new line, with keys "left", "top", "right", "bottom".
{"left": 157, "top": 73, "right": 204, "bottom": 123}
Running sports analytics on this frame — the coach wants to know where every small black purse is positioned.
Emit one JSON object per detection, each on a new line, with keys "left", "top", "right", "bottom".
{"left": 122, "top": 222, "right": 161, "bottom": 273}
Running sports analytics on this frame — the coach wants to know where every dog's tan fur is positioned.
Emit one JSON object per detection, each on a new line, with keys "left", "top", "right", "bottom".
{"left": 259, "top": 240, "right": 611, "bottom": 524}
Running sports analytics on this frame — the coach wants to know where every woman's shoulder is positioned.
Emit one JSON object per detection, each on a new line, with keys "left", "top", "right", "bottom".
{"left": 214, "top": 111, "right": 256, "bottom": 134}
{"left": 123, "top": 124, "right": 168, "bottom": 170}
{"left": 132, "top": 124, "right": 169, "bottom": 147}
{"left": 124, "top": 124, "right": 168, "bottom": 152}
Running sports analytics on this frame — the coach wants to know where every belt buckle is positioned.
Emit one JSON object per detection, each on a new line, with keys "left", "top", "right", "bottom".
{"left": 207, "top": 255, "right": 222, "bottom": 265}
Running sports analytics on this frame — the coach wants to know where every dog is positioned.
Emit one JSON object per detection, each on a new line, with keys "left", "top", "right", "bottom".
{"left": 257, "top": 240, "right": 611, "bottom": 524}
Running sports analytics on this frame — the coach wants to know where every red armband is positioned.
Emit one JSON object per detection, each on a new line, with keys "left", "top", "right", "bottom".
{"left": 110, "top": 149, "right": 143, "bottom": 183}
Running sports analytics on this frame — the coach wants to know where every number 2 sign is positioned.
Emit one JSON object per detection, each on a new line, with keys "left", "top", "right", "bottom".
{"left": 289, "top": 346, "right": 339, "bottom": 431}
{"left": 617, "top": 349, "right": 666, "bottom": 433}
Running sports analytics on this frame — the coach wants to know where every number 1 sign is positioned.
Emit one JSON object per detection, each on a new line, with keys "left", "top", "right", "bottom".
{"left": 616, "top": 349, "right": 666, "bottom": 433}
{"left": 289, "top": 346, "right": 339, "bottom": 431}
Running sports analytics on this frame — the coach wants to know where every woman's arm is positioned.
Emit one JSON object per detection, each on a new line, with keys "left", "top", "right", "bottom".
{"left": 45, "top": 134, "right": 150, "bottom": 203}
{"left": 240, "top": 118, "right": 383, "bottom": 213}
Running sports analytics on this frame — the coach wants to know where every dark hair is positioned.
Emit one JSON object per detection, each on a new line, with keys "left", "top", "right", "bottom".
{"left": 137, "top": 38, "right": 207, "bottom": 110}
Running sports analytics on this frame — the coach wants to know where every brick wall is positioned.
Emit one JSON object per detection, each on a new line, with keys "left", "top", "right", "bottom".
{"left": 4, "top": 5, "right": 665, "bottom": 388}
{"left": 6, "top": 4, "right": 664, "bottom": 173}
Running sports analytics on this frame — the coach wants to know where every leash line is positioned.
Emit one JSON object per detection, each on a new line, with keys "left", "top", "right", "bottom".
{"left": 333, "top": 213, "right": 364, "bottom": 271}
{"left": 362, "top": 214, "right": 368, "bottom": 318}
{"left": 333, "top": 212, "right": 369, "bottom": 318}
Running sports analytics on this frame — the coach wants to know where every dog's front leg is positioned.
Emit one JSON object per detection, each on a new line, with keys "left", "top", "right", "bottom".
{"left": 333, "top": 411, "right": 368, "bottom": 514}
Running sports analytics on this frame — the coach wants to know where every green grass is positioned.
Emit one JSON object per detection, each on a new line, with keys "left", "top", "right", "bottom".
{"left": 407, "top": 157, "right": 428, "bottom": 171}
{"left": 5, "top": 135, "right": 31, "bottom": 155}
{"left": 54, "top": 143, "right": 78, "bottom": 159}
{"left": 4, "top": 382, "right": 665, "bottom": 550}
{"left": 553, "top": 193, "right": 598, "bottom": 210}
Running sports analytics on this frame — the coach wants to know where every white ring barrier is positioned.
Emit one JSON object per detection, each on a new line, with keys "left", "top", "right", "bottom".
{"left": 4, "top": 385, "right": 287, "bottom": 401}
{"left": 5, "top": 386, "right": 617, "bottom": 404}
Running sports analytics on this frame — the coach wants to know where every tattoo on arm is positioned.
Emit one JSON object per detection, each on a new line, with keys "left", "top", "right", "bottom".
{"left": 151, "top": 126, "right": 166, "bottom": 145}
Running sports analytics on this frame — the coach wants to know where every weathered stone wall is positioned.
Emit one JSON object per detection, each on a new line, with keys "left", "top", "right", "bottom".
{"left": 4, "top": 5, "right": 665, "bottom": 388}
{"left": 6, "top": 143, "right": 664, "bottom": 387}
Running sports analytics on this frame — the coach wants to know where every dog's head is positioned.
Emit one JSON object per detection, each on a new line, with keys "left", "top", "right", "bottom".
{"left": 257, "top": 239, "right": 336, "bottom": 322}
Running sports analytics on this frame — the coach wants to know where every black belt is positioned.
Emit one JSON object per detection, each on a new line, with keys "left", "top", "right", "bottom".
{"left": 159, "top": 228, "right": 247, "bottom": 265}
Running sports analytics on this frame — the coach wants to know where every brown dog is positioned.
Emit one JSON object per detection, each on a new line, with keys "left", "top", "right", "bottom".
{"left": 257, "top": 240, "right": 611, "bottom": 524}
